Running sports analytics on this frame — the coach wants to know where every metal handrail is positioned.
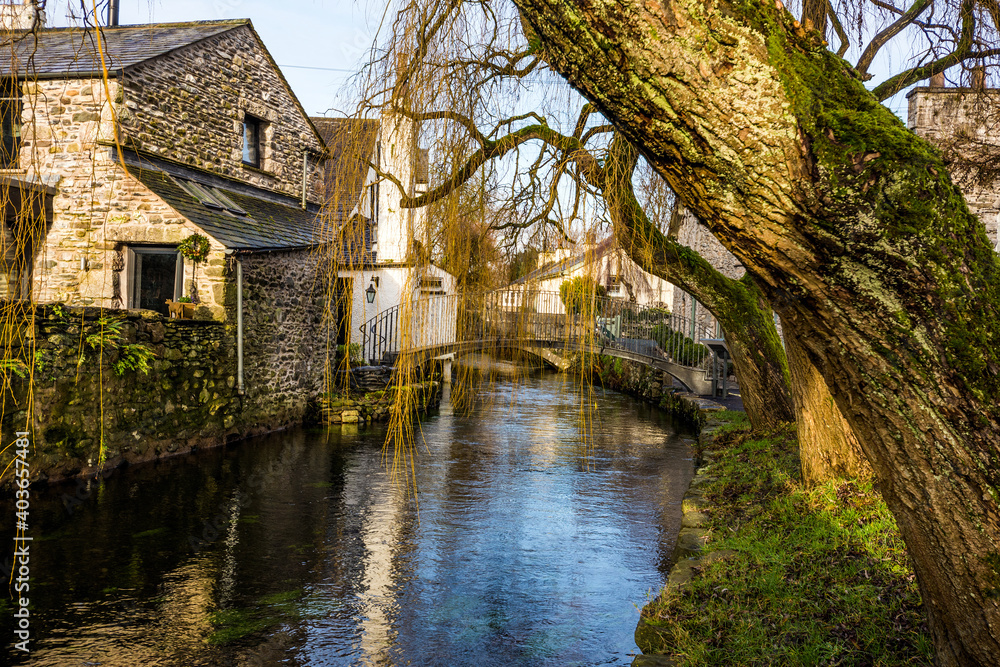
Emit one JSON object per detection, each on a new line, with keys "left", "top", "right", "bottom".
{"left": 358, "top": 290, "right": 719, "bottom": 371}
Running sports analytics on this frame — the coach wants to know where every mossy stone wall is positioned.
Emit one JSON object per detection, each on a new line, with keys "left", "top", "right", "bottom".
{"left": 596, "top": 355, "right": 710, "bottom": 428}
{"left": 3, "top": 295, "right": 324, "bottom": 484}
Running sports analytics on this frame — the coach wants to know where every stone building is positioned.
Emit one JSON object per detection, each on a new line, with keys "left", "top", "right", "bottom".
{"left": 0, "top": 9, "right": 455, "bottom": 476}
{"left": 907, "top": 84, "right": 1000, "bottom": 248}
{"left": 0, "top": 16, "right": 329, "bottom": 320}
{"left": 0, "top": 13, "right": 354, "bottom": 458}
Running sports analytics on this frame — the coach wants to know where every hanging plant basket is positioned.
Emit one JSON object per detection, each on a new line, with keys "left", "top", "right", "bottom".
{"left": 178, "top": 233, "right": 211, "bottom": 263}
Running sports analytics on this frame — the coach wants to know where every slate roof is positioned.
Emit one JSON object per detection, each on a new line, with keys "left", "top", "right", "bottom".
{"left": 122, "top": 152, "right": 323, "bottom": 251}
{"left": 119, "top": 151, "right": 378, "bottom": 262}
{"left": 311, "top": 117, "right": 379, "bottom": 217}
{"left": 512, "top": 237, "right": 615, "bottom": 285}
{"left": 0, "top": 20, "right": 247, "bottom": 78}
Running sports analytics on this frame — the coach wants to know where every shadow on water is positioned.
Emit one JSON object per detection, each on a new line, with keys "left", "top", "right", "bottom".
{"left": 1, "top": 369, "right": 694, "bottom": 666}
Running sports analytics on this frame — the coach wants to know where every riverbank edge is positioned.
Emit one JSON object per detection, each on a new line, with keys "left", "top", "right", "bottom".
{"left": 589, "top": 353, "right": 727, "bottom": 430}
{"left": 316, "top": 381, "right": 441, "bottom": 425}
{"left": 4, "top": 378, "right": 442, "bottom": 491}
{"left": 631, "top": 411, "right": 741, "bottom": 667}
{"left": 586, "top": 355, "right": 736, "bottom": 667}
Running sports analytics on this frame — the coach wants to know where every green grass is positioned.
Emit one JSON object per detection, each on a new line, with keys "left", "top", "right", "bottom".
{"left": 640, "top": 423, "right": 933, "bottom": 666}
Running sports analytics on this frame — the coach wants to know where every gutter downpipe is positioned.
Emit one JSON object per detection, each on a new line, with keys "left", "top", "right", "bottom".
{"left": 236, "top": 256, "right": 245, "bottom": 395}
{"left": 301, "top": 151, "right": 308, "bottom": 210}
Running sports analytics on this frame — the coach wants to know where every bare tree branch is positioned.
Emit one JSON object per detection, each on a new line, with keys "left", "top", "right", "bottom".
{"left": 857, "top": 0, "right": 934, "bottom": 77}
{"left": 872, "top": 0, "right": 976, "bottom": 99}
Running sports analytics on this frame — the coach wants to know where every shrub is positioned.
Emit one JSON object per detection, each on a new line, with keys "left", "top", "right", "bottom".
{"left": 559, "top": 276, "right": 607, "bottom": 314}
{"left": 651, "top": 323, "right": 709, "bottom": 365}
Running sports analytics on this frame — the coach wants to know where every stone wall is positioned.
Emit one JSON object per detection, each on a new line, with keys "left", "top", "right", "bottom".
{"left": 595, "top": 355, "right": 712, "bottom": 429}
{"left": 116, "top": 24, "right": 326, "bottom": 202}
{"left": 2, "top": 243, "right": 332, "bottom": 483}
{"left": 232, "top": 249, "right": 329, "bottom": 429}
{"left": 2, "top": 304, "right": 240, "bottom": 482}
{"left": 907, "top": 87, "right": 1000, "bottom": 247}
{"left": 320, "top": 382, "right": 441, "bottom": 425}
{"left": 18, "top": 78, "right": 229, "bottom": 317}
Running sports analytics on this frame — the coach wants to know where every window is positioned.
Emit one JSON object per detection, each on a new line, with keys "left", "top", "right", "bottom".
{"left": 242, "top": 115, "right": 263, "bottom": 167}
{"left": 174, "top": 177, "right": 247, "bottom": 216}
{"left": 0, "top": 78, "right": 21, "bottom": 169}
{"left": 419, "top": 275, "right": 445, "bottom": 296}
{"left": 0, "top": 222, "right": 31, "bottom": 299}
{"left": 126, "top": 246, "right": 183, "bottom": 316}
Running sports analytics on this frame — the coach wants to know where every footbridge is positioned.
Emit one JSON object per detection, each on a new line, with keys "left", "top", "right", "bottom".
{"left": 358, "top": 290, "right": 728, "bottom": 395}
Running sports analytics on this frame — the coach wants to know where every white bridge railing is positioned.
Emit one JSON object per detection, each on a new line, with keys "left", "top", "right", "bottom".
{"left": 359, "top": 290, "right": 717, "bottom": 373}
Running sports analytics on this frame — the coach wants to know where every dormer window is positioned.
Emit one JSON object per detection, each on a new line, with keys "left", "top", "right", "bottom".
{"left": 242, "top": 115, "right": 263, "bottom": 167}
{"left": 0, "top": 78, "right": 21, "bottom": 169}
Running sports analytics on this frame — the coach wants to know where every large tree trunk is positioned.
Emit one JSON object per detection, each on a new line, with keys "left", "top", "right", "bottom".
{"left": 786, "top": 331, "right": 871, "bottom": 483}
{"left": 514, "top": 0, "right": 1000, "bottom": 663}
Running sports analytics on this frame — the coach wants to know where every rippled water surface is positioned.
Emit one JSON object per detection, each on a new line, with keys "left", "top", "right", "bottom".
{"left": 2, "top": 371, "right": 693, "bottom": 666}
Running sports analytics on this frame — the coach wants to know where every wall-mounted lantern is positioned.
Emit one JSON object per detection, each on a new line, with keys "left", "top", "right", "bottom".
{"left": 366, "top": 276, "right": 379, "bottom": 304}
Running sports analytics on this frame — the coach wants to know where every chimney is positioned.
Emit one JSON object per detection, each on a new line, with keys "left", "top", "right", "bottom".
{"left": 107, "top": 0, "right": 119, "bottom": 27}
{"left": 0, "top": 1, "right": 46, "bottom": 31}
{"left": 971, "top": 65, "right": 986, "bottom": 91}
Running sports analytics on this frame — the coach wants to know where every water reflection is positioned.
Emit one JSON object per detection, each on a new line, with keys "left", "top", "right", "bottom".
{"left": 2, "top": 370, "right": 693, "bottom": 666}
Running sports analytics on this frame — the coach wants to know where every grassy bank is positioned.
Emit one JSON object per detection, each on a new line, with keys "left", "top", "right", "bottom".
{"left": 638, "top": 416, "right": 932, "bottom": 665}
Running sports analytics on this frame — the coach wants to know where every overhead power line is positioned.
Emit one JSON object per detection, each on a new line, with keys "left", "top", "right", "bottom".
{"left": 280, "top": 64, "right": 357, "bottom": 73}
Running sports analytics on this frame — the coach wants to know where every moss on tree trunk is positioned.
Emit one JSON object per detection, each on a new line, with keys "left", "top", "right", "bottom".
{"left": 604, "top": 135, "right": 796, "bottom": 429}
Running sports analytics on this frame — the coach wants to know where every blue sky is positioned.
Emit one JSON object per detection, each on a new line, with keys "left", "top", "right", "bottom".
{"left": 45, "top": 0, "right": 384, "bottom": 116}
{"left": 41, "top": 1, "right": 918, "bottom": 124}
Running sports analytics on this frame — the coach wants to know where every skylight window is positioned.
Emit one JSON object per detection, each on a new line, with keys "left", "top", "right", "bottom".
{"left": 173, "top": 177, "right": 247, "bottom": 216}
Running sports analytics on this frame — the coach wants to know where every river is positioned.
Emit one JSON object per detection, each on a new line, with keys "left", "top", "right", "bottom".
{"left": 1, "top": 369, "right": 694, "bottom": 666}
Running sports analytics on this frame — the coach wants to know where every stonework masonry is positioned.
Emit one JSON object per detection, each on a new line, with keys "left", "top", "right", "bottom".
{"left": 14, "top": 22, "right": 328, "bottom": 319}
{"left": 907, "top": 86, "right": 1000, "bottom": 248}
{"left": 5, "top": 305, "right": 239, "bottom": 482}
{"left": 3, "top": 251, "right": 330, "bottom": 483}
{"left": 231, "top": 249, "right": 329, "bottom": 427}
{"left": 115, "top": 25, "right": 325, "bottom": 201}
{"left": 18, "top": 77, "right": 230, "bottom": 316}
